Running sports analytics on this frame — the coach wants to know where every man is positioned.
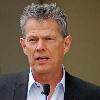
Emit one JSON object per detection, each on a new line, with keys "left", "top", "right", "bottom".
{"left": 0, "top": 3, "right": 100, "bottom": 100}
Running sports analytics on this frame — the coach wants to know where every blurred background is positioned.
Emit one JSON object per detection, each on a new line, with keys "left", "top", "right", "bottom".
{"left": 0, "top": 0, "right": 100, "bottom": 85}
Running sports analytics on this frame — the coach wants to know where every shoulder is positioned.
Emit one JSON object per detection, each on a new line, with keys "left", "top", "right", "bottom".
{"left": 65, "top": 71, "right": 100, "bottom": 99}
{"left": 69, "top": 74, "right": 100, "bottom": 91}
{"left": 0, "top": 70, "right": 29, "bottom": 99}
{"left": 0, "top": 69, "right": 29, "bottom": 86}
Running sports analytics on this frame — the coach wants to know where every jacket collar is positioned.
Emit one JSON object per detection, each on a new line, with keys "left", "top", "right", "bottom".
{"left": 13, "top": 70, "right": 78, "bottom": 100}
{"left": 64, "top": 71, "right": 78, "bottom": 100}
{"left": 13, "top": 70, "right": 29, "bottom": 100}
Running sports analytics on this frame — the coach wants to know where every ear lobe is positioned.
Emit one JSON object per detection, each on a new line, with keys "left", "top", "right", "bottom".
{"left": 64, "top": 35, "right": 72, "bottom": 54}
{"left": 20, "top": 38, "right": 27, "bottom": 54}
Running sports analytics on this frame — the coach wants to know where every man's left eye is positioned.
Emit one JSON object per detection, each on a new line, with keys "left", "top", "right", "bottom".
{"left": 46, "top": 37, "right": 53, "bottom": 40}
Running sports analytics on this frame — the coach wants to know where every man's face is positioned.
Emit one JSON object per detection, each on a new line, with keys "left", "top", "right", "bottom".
{"left": 20, "top": 18, "right": 72, "bottom": 75}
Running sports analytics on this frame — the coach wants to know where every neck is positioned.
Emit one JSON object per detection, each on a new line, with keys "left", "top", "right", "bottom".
{"left": 32, "top": 67, "right": 63, "bottom": 95}
{"left": 32, "top": 68, "right": 63, "bottom": 84}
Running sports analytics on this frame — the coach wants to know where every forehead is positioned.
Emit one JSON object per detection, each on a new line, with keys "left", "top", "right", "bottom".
{"left": 24, "top": 18, "right": 60, "bottom": 37}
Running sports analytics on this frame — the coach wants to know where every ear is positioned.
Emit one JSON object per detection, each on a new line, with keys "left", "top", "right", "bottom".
{"left": 64, "top": 35, "right": 72, "bottom": 55}
{"left": 20, "top": 37, "right": 27, "bottom": 55}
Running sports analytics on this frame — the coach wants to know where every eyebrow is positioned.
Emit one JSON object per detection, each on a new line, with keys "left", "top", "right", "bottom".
{"left": 26, "top": 34, "right": 57, "bottom": 38}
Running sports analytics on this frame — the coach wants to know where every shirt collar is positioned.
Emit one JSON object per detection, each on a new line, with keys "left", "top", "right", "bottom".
{"left": 27, "top": 65, "right": 65, "bottom": 95}
{"left": 60, "top": 65, "right": 65, "bottom": 92}
{"left": 27, "top": 67, "right": 35, "bottom": 94}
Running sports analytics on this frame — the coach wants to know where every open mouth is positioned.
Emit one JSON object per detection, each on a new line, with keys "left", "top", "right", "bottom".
{"left": 36, "top": 56, "right": 50, "bottom": 61}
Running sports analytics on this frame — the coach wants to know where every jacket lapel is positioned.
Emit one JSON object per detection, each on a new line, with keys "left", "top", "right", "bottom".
{"left": 13, "top": 70, "right": 29, "bottom": 100}
{"left": 64, "top": 71, "right": 78, "bottom": 100}
{"left": 13, "top": 70, "right": 79, "bottom": 100}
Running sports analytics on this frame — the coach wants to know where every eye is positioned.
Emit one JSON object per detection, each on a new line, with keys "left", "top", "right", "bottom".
{"left": 28, "top": 38, "right": 37, "bottom": 42}
{"left": 26, "top": 37, "right": 38, "bottom": 43}
{"left": 46, "top": 37, "right": 54, "bottom": 40}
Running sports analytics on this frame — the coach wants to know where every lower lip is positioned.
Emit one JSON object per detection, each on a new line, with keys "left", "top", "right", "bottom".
{"left": 36, "top": 58, "right": 49, "bottom": 64}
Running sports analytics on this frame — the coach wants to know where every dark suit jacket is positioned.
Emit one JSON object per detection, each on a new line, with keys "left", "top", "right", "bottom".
{"left": 0, "top": 70, "right": 100, "bottom": 100}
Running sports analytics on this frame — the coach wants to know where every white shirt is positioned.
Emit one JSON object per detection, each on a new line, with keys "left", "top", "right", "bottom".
{"left": 26, "top": 67, "right": 65, "bottom": 100}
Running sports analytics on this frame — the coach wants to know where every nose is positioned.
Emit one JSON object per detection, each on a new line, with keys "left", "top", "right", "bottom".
{"left": 35, "top": 39, "right": 46, "bottom": 52}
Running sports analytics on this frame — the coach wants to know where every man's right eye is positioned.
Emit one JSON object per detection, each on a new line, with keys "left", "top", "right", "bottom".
{"left": 29, "top": 38, "right": 35, "bottom": 41}
{"left": 28, "top": 38, "right": 38, "bottom": 42}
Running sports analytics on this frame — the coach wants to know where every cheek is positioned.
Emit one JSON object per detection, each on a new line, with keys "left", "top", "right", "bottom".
{"left": 24, "top": 46, "right": 35, "bottom": 59}
{"left": 57, "top": 47, "right": 65, "bottom": 58}
{"left": 50, "top": 44, "right": 65, "bottom": 60}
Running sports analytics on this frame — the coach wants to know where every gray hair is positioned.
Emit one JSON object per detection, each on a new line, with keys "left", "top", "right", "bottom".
{"left": 20, "top": 3, "right": 68, "bottom": 37}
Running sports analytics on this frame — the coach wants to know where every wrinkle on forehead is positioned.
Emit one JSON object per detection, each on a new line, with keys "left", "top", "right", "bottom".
{"left": 25, "top": 30, "right": 57, "bottom": 38}
{"left": 24, "top": 18, "right": 60, "bottom": 35}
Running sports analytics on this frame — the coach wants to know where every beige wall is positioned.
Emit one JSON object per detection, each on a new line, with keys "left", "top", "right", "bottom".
{"left": 0, "top": 0, "right": 100, "bottom": 85}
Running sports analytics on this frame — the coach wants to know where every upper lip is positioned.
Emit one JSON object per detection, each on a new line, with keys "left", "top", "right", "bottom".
{"left": 35, "top": 56, "right": 50, "bottom": 60}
